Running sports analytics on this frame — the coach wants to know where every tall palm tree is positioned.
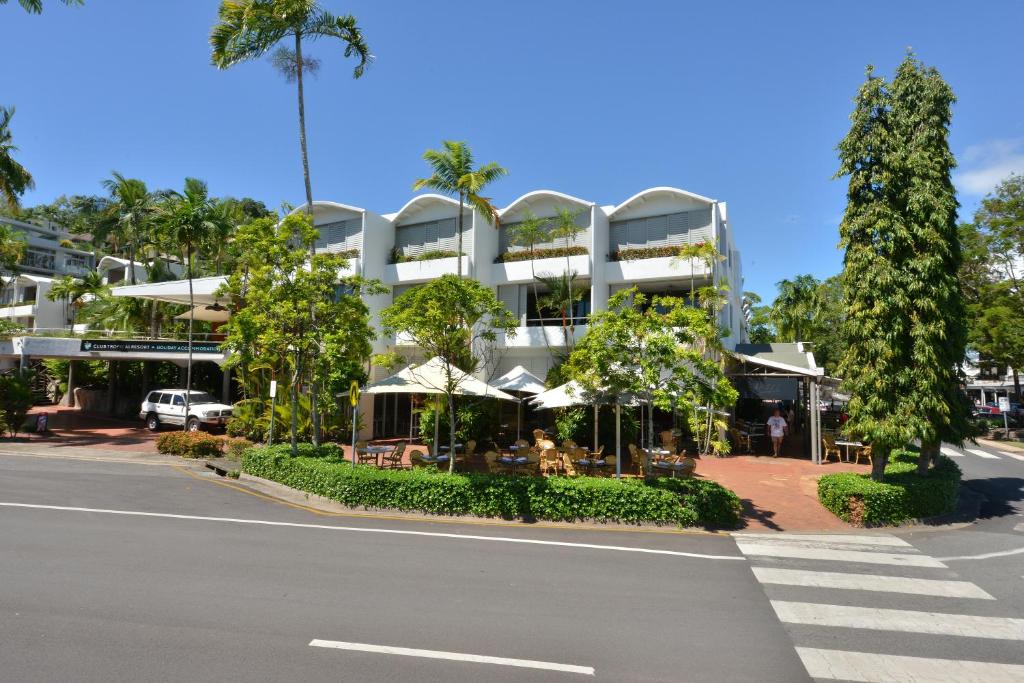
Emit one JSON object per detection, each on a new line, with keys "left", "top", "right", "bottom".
{"left": 536, "top": 272, "right": 584, "bottom": 351}
{"left": 547, "top": 207, "right": 584, "bottom": 347}
{"left": 771, "top": 274, "right": 820, "bottom": 342}
{"left": 0, "top": 107, "right": 34, "bottom": 210}
{"left": 1, "top": 0, "right": 83, "bottom": 12}
{"left": 46, "top": 271, "right": 105, "bottom": 406}
{"left": 101, "top": 172, "right": 153, "bottom": 285}
{"left": 413, "top": 141, "right": 507, "bottom": 277}
{"left": 210, "top": 0, "right": 371, "bottom": 216}
{"left": 158, "top": 178, "right": 224, "bottom": 430}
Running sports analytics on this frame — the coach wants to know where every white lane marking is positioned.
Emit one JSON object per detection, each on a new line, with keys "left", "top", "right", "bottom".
{"left": 796, "top": 647, "right": 1024, "bottom": 682}
{"left": 752, "top": 567, "right": 994, "bottom": 599}
{"left": 939, "top": 546, "right": 1024, "bottom": 561}
{"left": 998, "top": 450, "right": 1024, "bottom": 461}
{"left": 734, "top": 533, "right": 912, "bottom": 548}
{"left": 0, "top": 502, "right": 743, "bottom": 561}
{"left": 733, "top": 538, "right": 918, "bottom": 554}
{"left": 735, "top": 542, "right": 945, "bottom": 567}
{"left": 966, "top": 448, "right": 1000, "bottom": 459}
{"left": 1014, "top": 523, "right": 1024, "bottom": 533}
{"left": 309, "top": 639, "right": 594, "bottom": 676}
{"left": 772, "top": 601, "right": 1024, "bottom": 640}
{"left": 940, "top": 446, "right": 964, "bottom": 458}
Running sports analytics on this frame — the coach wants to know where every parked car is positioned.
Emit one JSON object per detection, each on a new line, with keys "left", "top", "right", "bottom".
{"left": 974, "top": 405, "right": 1001, "bottom": 417}
{"left": 139, "top": 389, "right": 233, "bottom": 432}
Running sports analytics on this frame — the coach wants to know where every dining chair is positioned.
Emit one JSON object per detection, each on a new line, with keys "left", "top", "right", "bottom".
{"left": 539, "top": 447, "right": 560, "bottom": 476}
{"left": 730, "top": 427, "right": 752, "bottom": 454}
{"left": 514, "top": 438, "right": 530, "bottom": 450}
{"left": 600, "top": 453, "right": 617, "bottom": 477}
{"left": 853, "top": 444, "right": 873, "bottom": 466}
{"left": 532, "top": 428, "right": 546, "bottom": 446}
{"left": 561, "top": 449, "right": 580, "bottom": 477}
{"left": 821, "top": 434, "right": 842, "bottom": 463}
{"left": 482, "top": 450, "right": 501, "bottom": 474}
{"left": 383, "top": 441, "right": 407, "bottom": 469}
{"left": 409, "top": 450, "right": 433, "bottom": 469}
{"left": 464, "top": 439, "right": 477, "bottom": 457}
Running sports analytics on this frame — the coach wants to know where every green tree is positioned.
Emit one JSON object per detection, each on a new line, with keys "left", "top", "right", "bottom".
{"left": 547, "top": 207, "right": 586, "bottom": 348}
{"left": 535, "top": 271, "right": 584, "bottom": 351}
{"left": 771, "top": 274, "right": 819, "bottom": 342}
{"left": 46, "top": 270, "right": 104, "bottom": 323}
{"left": 0, "top": 107, "right": 34, "bottom": 210}
{"left": 380, "top": 274, "right": 517, "bottom": 472}
{"left": 565, "top": 288, "right": 737, "bottom": 474}
{"left": 101, "top": 172, "right": 153, "bottom": 284}
{"left": 506, "top": 211, "right": 553, "bottom": 357}
{"left": 741, "top": 291, "right": 775, "bottom": 343}
{"left": 836, "top": 55, "right": 968, "bottom": 480}
{"left": 210, "top": 0, "right": 371, "bottom": 215}
{"left": 221, "top": 212, "right": 382, "bottom": 452}
{"left": 0, "top": 370, "right": 33, "bottom": 437}
{"left": 0, "top": 220, "right": 26, "bottom": 286}
{"left": 1, "top": 0, "right": 82, "bottom": 12}
{"left": 413, "top": 141, "right": 508, "bottom": 277}
{"left": 157, "top": 178, "right": 227, "bottom": 429}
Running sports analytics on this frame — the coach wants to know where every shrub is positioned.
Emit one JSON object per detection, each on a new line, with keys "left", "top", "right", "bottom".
{"left": 494, "top": 246, "right": 588, "bottom": 263}
{"left": 609, "top": 246, "right": 686, "bottom": 261}
{"left": 390, "top": 249, "right": 463, "bottom": 264}
{"left": 155, "top": 431, "right": 225, "bottom": 458}
{"left": 224, "top": 437, "right": 254, "bottom": 459}
{"left": 241, "top": 444, "right": 742, "bottom": 528}
{"left": 0, "top": 371, "right": 33, "bottom": 437}
{"left": 818, "top": 449, "right": 961, "bottom": 526}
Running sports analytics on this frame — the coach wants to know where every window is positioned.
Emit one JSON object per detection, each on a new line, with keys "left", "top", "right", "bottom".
{"left": 172, "top": 395, "right": 184, "bottom": 406}
{"left": 147, "top": 392, "right": 161, "bottom": 403}
{"left": 526, "top": 286, "right": 590, "bottom": 327}
{"left": 314, "top": 218, "right": 362, "bottom": 253}
{"left": 393, "top": 218, "right": 459, "bottom": 259}
{"left": 159, "top": 394, "right": 172, "bottom": 405}
{"left": 21, "top": 286, "right": 37, "bottom": 303}
{"left": 609, "top": 207, "right": 712, "bottom": 254}
{"left": 500, "top": 211, "right": 589, "bottom": 254}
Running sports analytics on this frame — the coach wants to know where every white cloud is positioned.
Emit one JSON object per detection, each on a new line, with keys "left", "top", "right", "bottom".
{"left": 955, "top": 138, "right": 1024, "bottom": 196}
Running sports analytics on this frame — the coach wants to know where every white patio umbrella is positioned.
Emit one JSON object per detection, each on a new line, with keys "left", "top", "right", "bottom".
{"left": 363, "top": 357, "right": 517, "bottom": 455}
{"left": 492, "top": 365, "right": 546, "bottom": 440}
{"left": 174, "top": 305, "right": 230, "bottom": 323}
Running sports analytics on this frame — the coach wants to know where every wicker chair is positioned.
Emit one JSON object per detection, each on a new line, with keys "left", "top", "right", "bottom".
{"left": 539, "top": 447, "right": 560, "bottom": 476}
{"left": 628, "top": 444, "right": 646, "bottom": 477}
{"left": 821, "top": 434, "right": 842, "bottom": 463}
{"left": 532, "top": 428, "right": 546, "bottom": 446}
{"left": 659, "top": 430, "right": 678, "bottom": 454}
{"left": 600, "top": 453, "right": 617, "bottom": 477}
{"left": 482, "top": 450, "right": 501, "bottom": 473}
{"left": 853, "top": 444, "right": 873, "bottom": 466}
{"left": 409, "top": 450, "right": 433, "bottom": 469}
{"left": 382, "top": 441, "right": 407, "bottom": 469}
{"left": 730, "top": 427, "right": 752, "bottom": 454}
{"left": 464, "top": 439, "right": 477, "bottom": 457}
{"left": 652, "top": 455, "right": 697, "bottom": 478}
{"left": 514, "top": 438, "right": 530, "bottom": 450}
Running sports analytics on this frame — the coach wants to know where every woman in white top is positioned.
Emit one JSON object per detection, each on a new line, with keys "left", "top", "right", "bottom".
{"left": 766, "top": 409, "right": 788, "bottom": 457}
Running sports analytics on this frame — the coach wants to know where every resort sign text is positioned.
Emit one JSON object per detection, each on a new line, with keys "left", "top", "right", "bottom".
{"left": 80, "top": 340, "right": 223, "bottom": 354}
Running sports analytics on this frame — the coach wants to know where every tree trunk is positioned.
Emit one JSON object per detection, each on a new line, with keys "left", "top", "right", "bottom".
{"left": 448, "top": 393, "right": 457, "bottom": 473}
{"left": 1014, "top": 368, "right": 1021, "bottom": 403}
{"left": 456, "top": 192, "right": 464, "bottom": 277}
{"left": 66, "top": 361, "right": 75, "bottom": 408}
{"left": 644, "top": 397, "right": 654, "bottom": 479}
{"left": 870, "top": 445, "right": 889, "bottom": 482}
{"left": 917, "top": 439, "right": 938, "bottom": 475}
{"left": 183, "top": 239, "right": 195, "bottom": 431}
{"left": 295, "top": 32, "right": 321, "bottom": 447}
{"left": 128, "top": 237, "right": 136, "bottom": 285}
{"left": 290, "top": 351, "right": 300, "bottom": 456}
{"left": 106, "top": 360, "right": 116, "bottom": 415}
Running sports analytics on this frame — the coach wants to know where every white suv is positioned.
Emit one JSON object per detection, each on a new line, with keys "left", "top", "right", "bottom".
{"left": 140, "top": 389, "right": 233, "bottom": 432}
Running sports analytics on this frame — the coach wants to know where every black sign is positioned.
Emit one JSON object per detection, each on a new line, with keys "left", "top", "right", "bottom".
{"left": 79, "top": 339, "right": 223, "bottom": 354}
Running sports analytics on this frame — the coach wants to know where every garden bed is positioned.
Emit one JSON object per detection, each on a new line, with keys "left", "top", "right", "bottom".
{"left": 241, "top": 444, "right": 742, "bottom": 528}
{"left": 817, "top": 448, "right": 961, "bottom": 526}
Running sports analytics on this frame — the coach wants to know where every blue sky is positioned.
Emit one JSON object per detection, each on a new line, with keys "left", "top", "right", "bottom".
{"left": 4, "top": 0, "right": 1023, "bottom": 299}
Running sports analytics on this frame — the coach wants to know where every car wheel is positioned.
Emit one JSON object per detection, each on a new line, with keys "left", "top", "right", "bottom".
{"left": 146, "top": 413, "right": 160, "bottom": 432}
{"left": 186, "top": 417, "right": 201, "bottom": 432}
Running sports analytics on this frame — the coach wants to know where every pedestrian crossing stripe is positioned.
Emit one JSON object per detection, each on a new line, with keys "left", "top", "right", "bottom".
{"left": 796, "top": 648, "right": 1024, "bottom": 683}
{"left": 966, "top": 447, "right": 1000, "bottom": 459}
{"left": 735, "top": 533, "right": 912, "bottom": 547}
{"left": 734, "top": 542, "right": 945, "bottom": 567}
{"left": 998, "top": 450, "right": 1024, "bottom": 461}
{"left": 750, "top": 567, "right": 994, "bottom": 599}
{"left": 940, "top": 446, "right": 964, "bottom": 457}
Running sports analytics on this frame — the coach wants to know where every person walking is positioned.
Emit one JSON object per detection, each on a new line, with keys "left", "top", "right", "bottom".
{"left": 767, "top": 408, "right": 788, "bottom": 457}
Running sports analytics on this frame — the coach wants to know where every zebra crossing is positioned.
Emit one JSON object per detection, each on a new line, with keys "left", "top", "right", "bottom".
{"left": 940, "top": 443, "right": 1024, "bottom": 460}
{"left": 734, "top": 532, "right": 1024, "bottom": 682}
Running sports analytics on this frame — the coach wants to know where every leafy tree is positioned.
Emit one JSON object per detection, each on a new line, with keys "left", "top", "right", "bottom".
{"left": 380, "top": 274, "right": 517, "bottom": 472}
{"left": 771, "top": 274, "right": 819, "bottom": 342}
{"left": 46, "top": 270, "right": 104, "bottom": 323}
{"left": 535, "top": 271, "right": 584, "bottom": 351}
{"left": 0, "top": 220, "right": 26, "bottom": 286}
{"left": 741, "top": 291, "right": 775, "bottom": 343}
{"left": 101, "top": 172, "right": 154, "bottom": 284}
{"left": 506, "top": 211, "right": 553, "bottom": 358}
{"left": 412, "top": 141, "right": 507, "bottom": 277}
{"left": 221, "top": 212, "right": 382, "bottom": 452}
{"left": 0, "top": 107, "right": 34, "bottom": 210}
{"left": 566, "top": 288, "right": 737, "bottom": 474}
{"left": 210, "top": 0, "right": 371, "bottom": 215}
{"left": 0, "top": 370, "right": 33, "bottom": 437}
{"left": 1, "top": 0, "right": 82, "bottom": 12}
{"left": 836, "top": 54, "right": 968, "bottom": 480}
{"left": 547, "top": 207, "right": 585, "bottom": 347}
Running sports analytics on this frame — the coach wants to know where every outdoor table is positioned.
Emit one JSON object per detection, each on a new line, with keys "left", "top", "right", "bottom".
{"left": 439, "top": 444, "right": 464, "bottom": 453}
{"left": 497, "top": 454, "right": 532, "bottom": 475}
{"left": 358, "top": 444, "right": 395, "bottom": 467}
{"left": 835, "top": 440, "right": 863, "bottom": 463}
{"left": 575, "top": 456, "right": 607, "bottom": 475}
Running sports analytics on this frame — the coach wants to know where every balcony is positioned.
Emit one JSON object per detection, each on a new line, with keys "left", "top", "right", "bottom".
{"left": 384, "top": 256, "right": 468, "bottom": 284}
{"left": 491, "top": 253, "right": 590, "bottom": 285}
{"left": 605, "top": 255, "right": 710, "bottom": 284}
{"left": 498, "top": 324, "right": 588, "bottom": 349}
{"left": 0, "top": 303, "right": 35, "bottom": 318}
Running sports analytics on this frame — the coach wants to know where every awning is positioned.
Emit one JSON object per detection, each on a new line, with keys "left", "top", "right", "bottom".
{"left": 530, "top": 381, "right": 636, "bottom": 409}
{"left": 110, "top": 276, "right": 229, "bottom": 307}
{"left": 174, "top": 305, "right": 230, "bottom": 323}
{"left": 363, "top": 357, "right": 517, "bottom": 401}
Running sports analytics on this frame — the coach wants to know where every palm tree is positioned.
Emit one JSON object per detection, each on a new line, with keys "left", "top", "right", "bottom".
{"left": 413, "top": 141, "right": 507, "bottom": 277}
{"left": 210, "top": 0, "right": 371, "bottom": 216}
{"left": 507, "top": 211, "right": 553, "bottom": 353}
{"left": 101, "top": 172, "right": 153, "bottom": 285}
{"left": 547, "top": 207, "right": 585, "bottom": 347}
{"left": 536, "top": 272, "right": 584, "bottom": 350}
{"left": 1, "top": 0, "right": 83, "bottom": 12}
{"left": 771, "top": 274, "right": 820, "bottom": 342}
{"left": 46, "top": 271, "right": 105, "bottom": 406}
{"left": 0, "top": 107, "right": 34, "bottom": 210}
{"left": 158, "top": 178, "right": 224, "bottom": 430}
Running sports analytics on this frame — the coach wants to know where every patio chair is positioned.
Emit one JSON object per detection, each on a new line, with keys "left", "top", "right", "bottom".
{"left": 599, "top": 453, "right": 617, "bottom": 477}
{"left": 482, "top": 450, "right": 501, "bottom": 474}
{"left": 853, "top": 444, "right": 873, "bottom": 466}
{"left": 464, "top": 439, "right": 477, "bottom": 457}
{"left": 652, "top": 456, "right": 697, "bottom": 478}
{"left": 730, "top": 427, "right": 752, "bottom": 454}
{"left": 821, "top": 434, "right": 842, "bottom": 464}
{"left": 539, "top": 447, "right": 560, "bottom": 476}
{"left": 409, "top": 450, "right": 434, "bottom": 469}
{"left": 660, "top": 430, "right": 678, "bottom": 453}
{"left": 562, "top": 439, "right": 577, "bottom": 451}
{"left": 532, "top": 428, "right": 546, "bottom": 446}
{"left": 514, "top": 438, "right": 530, "bottom": 450}
{"left": 561, "top": 448, "right": 581, "bottom": 477}
{"left": 628, "top": 444, "right": 646, "bottom": 477}
{"left": 382, "top": 442, "right": 407, "bottom": 469}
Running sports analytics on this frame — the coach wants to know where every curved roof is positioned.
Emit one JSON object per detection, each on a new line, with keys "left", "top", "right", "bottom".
{"left": 97, "top": 255, "right": 140, "bottom": 270}
{"left": 609, "top": 186, "right": 716, "bottom": 219}
{"left": 389, "top": 194, "right": 462, "bottom": 224}
{"left": 500, "top": 190, "right": 594, "bottom": 218}
{"left": 289, "top": 200, "right": 366, "bottom": 217}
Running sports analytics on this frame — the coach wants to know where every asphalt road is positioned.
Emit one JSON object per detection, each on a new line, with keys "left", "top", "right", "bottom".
{"left": 0, "top": 453, "right": 805, "bottom": 682}
{"left": 2, "top": 447, "right": 1022, "bottom": 682}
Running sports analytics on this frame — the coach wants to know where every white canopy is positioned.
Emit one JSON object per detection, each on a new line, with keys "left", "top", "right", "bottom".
{"left": 529, "top": 381, "right": 637, "bottom": 410}
{"left": 110, "top": 276, "right": 228, "bottom": 307}
{"left": 492, "top": 365, "right": 546, "bottom": 395}
{"left": 174, "top": 305, "right": 230, "bottom": 323}
{"left": 363, "top": 357, "right": 518, "bottom": 401}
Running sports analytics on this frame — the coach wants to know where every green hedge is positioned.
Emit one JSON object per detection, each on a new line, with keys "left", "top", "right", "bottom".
{"left": 818, "top": 449, "right": 961, "bottom": 526}
{"left": 242, "top": 444, "right": 742, "bottom": 528}
{"left": 494, "top": 246, "right": 588, "bottom": 263}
